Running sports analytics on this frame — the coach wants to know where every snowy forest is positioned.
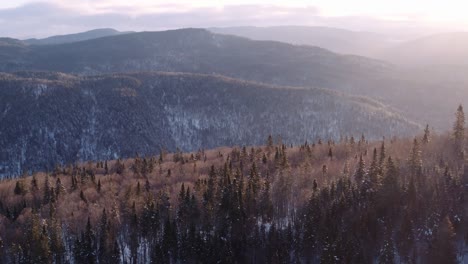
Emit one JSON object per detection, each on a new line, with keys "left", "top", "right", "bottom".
{"left": 0, "top": 105, "right": 465, "bottom": 263}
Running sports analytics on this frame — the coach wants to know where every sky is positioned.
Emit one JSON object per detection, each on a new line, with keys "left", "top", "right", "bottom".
{"left": 1, "top": 0, "right": 467, "bottom": 39}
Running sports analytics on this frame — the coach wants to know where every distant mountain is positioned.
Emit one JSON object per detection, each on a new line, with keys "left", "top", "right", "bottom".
{"left": 379, "top": 32, "right": 468, "bottom": 66}
{"left": 1, "top": 28, "right": 391, "bottom": 93}
{"left": 0, "top": 28, "right": 465, "bottom": 129}
{"left": 23, "top": 28, "right": 129, "bottom": 45}
{"left": 0, "top": 71, "right": 418, "bottom": 176}
{"left": 209, "top": 26, "right": 398, "bottom": 57}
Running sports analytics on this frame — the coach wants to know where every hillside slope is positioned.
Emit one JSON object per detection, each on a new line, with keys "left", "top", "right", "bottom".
{"left": 0, "top": 129, "right": 466, "bottom": 263}
{"left": 0, "top": 71, "right": 418, "bottom": 176}
{"left": 0, "top": 28, "right": 466, "bottom": 130}
{"left": 0, "top": 28, "right": 391, "bottom": 92}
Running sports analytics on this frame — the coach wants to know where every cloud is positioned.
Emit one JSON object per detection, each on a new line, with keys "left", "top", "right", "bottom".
{"left": 0, "top": 1, "right": 444, "bottom": 39}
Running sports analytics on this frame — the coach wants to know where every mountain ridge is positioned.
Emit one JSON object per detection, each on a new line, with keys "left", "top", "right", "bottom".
{"left": 1, "top": 28, "right": 465, "bottom": 130}
{"left": 0, "top": 71, "right": 419, "bottom": 176}
{"left": 23, "top": 28, "right": 130, "bottom": 45}
{"left": 209, "top": 25, "right": 399, "bottom": 57}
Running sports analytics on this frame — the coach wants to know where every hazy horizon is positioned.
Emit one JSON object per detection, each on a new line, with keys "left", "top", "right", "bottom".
{"left": 1, "top": 0, "right": 467, "bottom": 39}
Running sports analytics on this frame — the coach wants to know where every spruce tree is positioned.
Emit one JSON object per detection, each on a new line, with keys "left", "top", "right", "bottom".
{"left": 369, "top": 148, "right": 380, "bottom": 187}
{"left": 83, "top": 217, "right": 96, "bottom": 264}
{"left": 355, "top": 154, "right": 366, "bottom": 185}
{"left": 378, "top": 237, "right": 395, "bottom": 264}
{"left": 422, "top": 124, "right": 431, "bottom": 144}
{"left": 428, "top": 216, "right": 457, "bottom": 264}
{"left": 97, "top": 179, "right": 102, "bottom": 193}
{"left": 104, "top": 161, "right": 109, "bottom": 175}
{"left": 379, "top": 141, "right": 386, "bottom": 175}
{"left": 43, "top": 174, "right": 51, "bottom": 204}
{"left": 409, "top": 138, "right": 422, "bottom": 177}
{"left": 98, "top": 209, "right": 110, "bottom": 264}
{"left": 453, "top": 104, "right": 465, "bottom": 158}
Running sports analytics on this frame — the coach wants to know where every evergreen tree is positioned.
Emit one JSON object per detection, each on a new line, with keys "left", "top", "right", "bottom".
{"left": 114, "top": 159, "right": 125, "bottom": 174}
{"left": 423, "top": 124, "right": 431, "bottom": 144}
{"left": 104, "top": 160, "right": 109, "bottom": 175}
{"left": 355, "top": 154, "right": 366, "bottom": 184}
{"left": 267, "top": 134, "right": 274, "bottom": 152}
{"left": 83, "top": 217, "right": 96, "bottom": 263}
{"left": 409, "top": 138, "right": 422, "bottom": 177}
{"left": 31, "top": 174, "right": 39, "bottom": 192}
{"left": 369, "top": 148, "right": 380, "bottom": 187}
{"left": 111, "top": 240, "right": 121, "bottom": 263}
{"left": 43, "top": 174, "right": 51, "bottom": 204}
{"left": 453, "top": 104, "right": 465, "bottom": 158}
{"left": 97, "top": 179, "right": 102, "bottom": 193}
{"left": 98, "top": 209, "right": 111, "bottom": 264}
{"left": 14, "top": 180, "right": 26, "bottom": 195}
{"left": 259, "top": 180, "right": 273, "bottom": 221}
{"left": 25, "top": 213, "right": 52, "bottom": 263}
{"left": 49, "top": 217, "right": 65, "bottom": 264}
{"left": 378, "top": 237, "right": 395, "bottom": 264}
{"left": 397, "top": 212, "right": 414, "bottom": 263}
{"left": 129, "top": 203, "right": 139, "bottom": 264}
{"left": 55, "top": 178, "right": 65, "bottom": 197}
{"left": 379, "top": 141, "right": 386, "bottom": 174}
{"left": 428, "top": 216, "right": 457, "bottom": 264}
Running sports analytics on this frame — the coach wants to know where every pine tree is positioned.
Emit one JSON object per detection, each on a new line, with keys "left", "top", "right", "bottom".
{"left": 111, "top": 240, "right": 121, "bottom": 263}
{"left": 26, "top": 213, "right": 52, "bottom": 263}
{"left": 83, "top": 217, "right": 96, "bottom": 263}
{"left": 409, "top": 138, "right": 422, "bottom": 177}
{"left": 259, "top": 180, "right": 273, "bottom": 221}
{"left": 31, "top": 174, "right": 39, "bottom": 191}
{"left": 71, "top": 175, "right": 78, "bottom": 190}
{"left": 43, "top": 174, "right": 51, "bottom": 204}
{"left": 378, "top": 237, "right": 395, "bottom": 264}
{"left": 49, "top": 216, "right": 65, "bottom": 264}
{"left": 145, "top": 179, "right": 151, "bottom": 192}
{"left": 378, "top": 157, "right": 400, "bottom": 217}
{"left": 98, "top": 209, "right": 111, "bottom": 264}
{"left": 428, "top": 216, "right": 457, "bottom": 264}
{"left": 159, "top": 149, "right": 164, "bottom": 163}
{"left": 369, "top": 148, "right": 380, "bottom": 187}
{"left": 267, "top": 134, "right": 274, "bottom": 151}
{"left": 342, "top": 161, "right": 350, "bottom": 177}
{"left": 80, "top": 190, "right": 87, "bottom": 203}
{"left": 55, "top": 177, "right": 65, "bottom": 197}
{"left": 114, "top": 159, "right": 125, "bottom": 175}
{"left": 397, "top": 212, "right": 414, "bottom": 263}
{"left": 97, "top": 179, "right": 102, "bottom": 193}
{"left": 129, "top": 202, "right": 139, "bottom": 263}
{"left": 14, "top": 180, "right": 26, "bottom": 195}
{"left": 104, "top": 160, "right": 109, "bottom": 175}
{"left": 453, "top": 104, "right": 465, "bottom": 158}
{"left": 355, "top": 154, "right": 366, "bottom": 184}
{"left": 136, "top": 181, "right": 141, "bottom": 196}
{"left": 423, "top": 124, "right": 431, "bottom": 144}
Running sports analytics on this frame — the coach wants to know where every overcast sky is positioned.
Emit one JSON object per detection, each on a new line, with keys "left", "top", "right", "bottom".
{"left": 1, "top": 0, "right": 467, "bottom": 39}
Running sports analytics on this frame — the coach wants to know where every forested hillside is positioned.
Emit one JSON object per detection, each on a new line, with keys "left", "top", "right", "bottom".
{"left": 1, "top": 28, "right": 466, "bottom": 129}
{"left": 0, "top": 28, "right": 389, "bottom": 90}
{"left": 0, "top": 71, "right": 418, "bottom": 177}
{"left": 0, "top": 105, "right": 465, "bottom": 263}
